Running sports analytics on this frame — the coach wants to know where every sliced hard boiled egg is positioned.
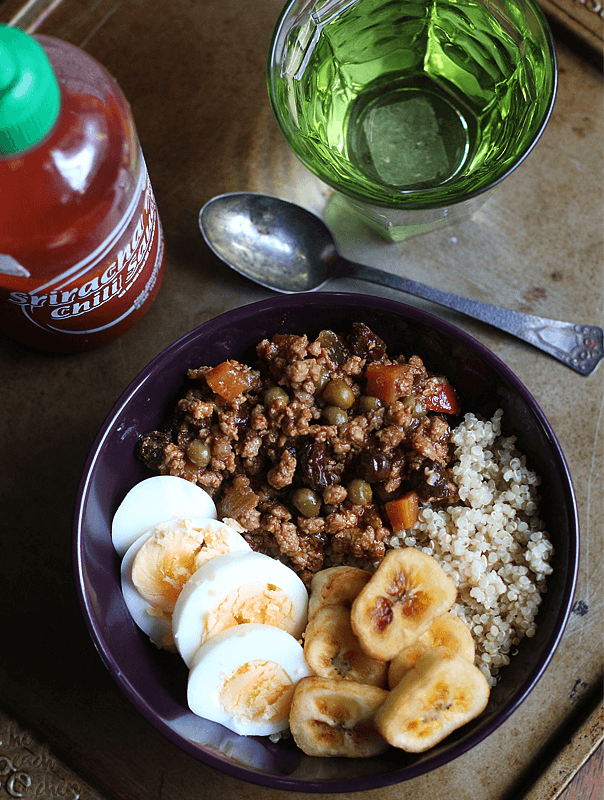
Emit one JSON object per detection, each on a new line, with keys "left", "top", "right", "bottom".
{"left": 121, "top": 517, "right": 250, "bottom": 649}
{"left": 187, "top": 623, "right": 312, "bottom": 736}
{"left": 131, "top": 517, "right": 250, "bottom": 614}
{"left": 121, "top": 532, "right": 174, "bottom": 650}
{"left": 173, "top": 550, "right": 309, "bottom": 668}
{"left": 112, "top": 475, "right": 216, "bottom": 557}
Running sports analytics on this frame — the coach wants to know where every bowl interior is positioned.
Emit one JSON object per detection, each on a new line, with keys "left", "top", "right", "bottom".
{"left": 74, "top": 293, "right": 578, "bottom": 792}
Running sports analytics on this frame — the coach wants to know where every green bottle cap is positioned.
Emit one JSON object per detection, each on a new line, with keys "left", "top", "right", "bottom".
{"left": 0, "top": 25, "right": 60, "bottom": 154}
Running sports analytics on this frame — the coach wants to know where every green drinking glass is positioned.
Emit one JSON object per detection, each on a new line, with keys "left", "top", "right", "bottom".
{"left": 267, "top": 0, "right": 557, "bottom": 241}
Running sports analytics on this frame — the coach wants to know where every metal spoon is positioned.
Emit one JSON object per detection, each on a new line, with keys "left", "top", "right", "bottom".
{"left": 199, "top": 192, "right": 603, "bottom": 376}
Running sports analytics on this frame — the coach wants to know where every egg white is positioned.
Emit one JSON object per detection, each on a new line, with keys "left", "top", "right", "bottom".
{"left": 187, "top": 623, "right": 312, "bottom": 736}
{"left": 112, "top": 475, "right": 217, "bottom": 557}
{"left": 173, "top": 550, "right": 309, "bottom": 668}
{"left": 121, "top": 517, "right": 250, "bottom": 649}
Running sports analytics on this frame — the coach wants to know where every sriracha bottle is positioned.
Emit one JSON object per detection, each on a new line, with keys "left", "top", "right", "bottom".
{"left": 0, "top": 26, "right": 165, "bottom": 352}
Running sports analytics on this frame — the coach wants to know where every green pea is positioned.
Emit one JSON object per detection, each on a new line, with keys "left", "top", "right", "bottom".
{"left": 186, "top": 439, "right": 211, "bottom": 468}
{"left": 292, "top": 487, "right": 321, "bottom": 517}
{"left": 314, "top": 368, "right": 330, "bottom": 391}
{"left": 348, "top": 478, "right": 373, "bottom": 505}
{"left": 322, "top": 405, "right": 348, "bottom": 425}
{"left": 322, "top": 378, "right": 354, "bottom": 409}
{"left": 264, "top": 386, "right": 289, "bottom": 405}
{"left": 359, "top": 395, "right": 382, "bottom": 413}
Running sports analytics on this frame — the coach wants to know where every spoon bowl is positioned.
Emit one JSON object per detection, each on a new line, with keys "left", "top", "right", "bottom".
{"left": 199, "top": 192, "right": 336, "bottom": 293}
{"left": 199, "top": 192, "right": 603, "bottom": 376}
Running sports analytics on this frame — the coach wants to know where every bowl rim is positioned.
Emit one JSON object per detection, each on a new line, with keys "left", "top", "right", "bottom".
{"left": 73, "top": 292, "right": 579, "bottom": 792}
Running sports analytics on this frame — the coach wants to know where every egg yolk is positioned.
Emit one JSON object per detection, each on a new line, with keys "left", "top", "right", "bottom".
{"left": 132, "top": 520, "right": 234, "bottom": 614}
{"left": 202, "top": 583, "right": 294, "bottom": 644}
{"left": 219, "top": 660, "right": 294, "bottom": 724}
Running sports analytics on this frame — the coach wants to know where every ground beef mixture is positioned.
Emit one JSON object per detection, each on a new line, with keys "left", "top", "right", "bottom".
{"left": 136, "top": 324, "right": 461, "bottom": 585}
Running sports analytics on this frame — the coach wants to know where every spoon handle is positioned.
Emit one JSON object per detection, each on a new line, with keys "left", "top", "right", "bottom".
{"left": 338, "top": 260, "right": 603, "bottom": 376}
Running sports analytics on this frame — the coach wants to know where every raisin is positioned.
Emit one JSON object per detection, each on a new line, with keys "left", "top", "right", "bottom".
{"left": 347, "top": 322, "right": 387, "bottom": 361}
{"left": 234, "top": 400, "right": 252, "bottom": 431}
{"left": 297, "top": 439, "right": 336, "bottom": 491}
{"left": 316, "top": 330, "right": 351, "bottom": 366}
{"left": 135, "top": 431, "right": 171, "bottom": 469}
{"left": 409, "top": 458, "right": 447, "bottom": 499}
{"left": 354, "top": 449, "right": 392, "bottom": 483}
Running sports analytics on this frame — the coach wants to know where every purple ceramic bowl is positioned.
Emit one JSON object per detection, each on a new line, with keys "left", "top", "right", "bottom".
{"left": 73, "top": 293, "right": 578, "bottom": 792}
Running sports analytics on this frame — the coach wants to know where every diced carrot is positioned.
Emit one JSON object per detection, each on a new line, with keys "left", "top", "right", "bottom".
{"left": 365, "top": 363, "right": 414, "bottom": 404}
{"left": 385, "top": 491, "right": 419, "bottom": 532}
{"left": 423, "top": 382, "right": 460, "bottom": 414}
{"left": 205, "top": 360, "right": 250, "bottom": 403}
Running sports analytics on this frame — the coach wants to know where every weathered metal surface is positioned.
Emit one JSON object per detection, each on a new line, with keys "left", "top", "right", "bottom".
{"left": 0, "top": 1, "right": 601, "bottom": 799}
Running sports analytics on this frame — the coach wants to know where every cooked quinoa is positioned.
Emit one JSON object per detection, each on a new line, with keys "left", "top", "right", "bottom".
{"left": 391, "top": 409, "right": 554, "bottom": 685}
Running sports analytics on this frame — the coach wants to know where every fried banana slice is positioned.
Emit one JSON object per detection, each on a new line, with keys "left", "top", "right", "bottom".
{"left": 308, "top": 566, "right": 372, "bottom": 620}
{"left": 375, "top": 646, "right": 490, "bottom": 752}
{"left": 388, "top": 612, "right": 475, "bottom": 688}
{"left": 289, "top": 676, "right": 389, "bottom": 758}
{"left": 303, "top": 605, "right": 388, "bottom": 687}
{"left": 351, "top": 548, "right": 457, "bottom": 661}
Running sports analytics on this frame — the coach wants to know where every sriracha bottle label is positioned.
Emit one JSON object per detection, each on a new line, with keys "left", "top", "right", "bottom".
{"left": 3, "top": 164, "right": 164, "bottom": 348}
